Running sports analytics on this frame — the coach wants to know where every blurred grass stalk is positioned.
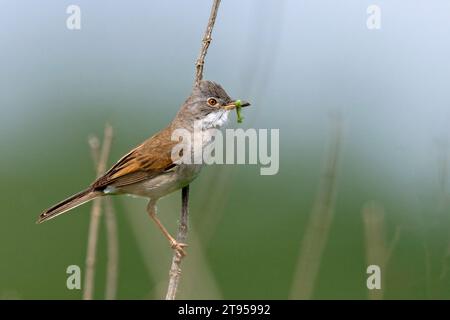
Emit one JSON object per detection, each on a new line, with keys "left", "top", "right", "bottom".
{"left": 437, "top": 139, "right": 450, "bottom": 282}
{"left": 83, "top": 124, "right": 119, "bottom": 300}
{"left": 290, "top": 116, "right": 342, "bottom": 299}
{"left": 362, "top": 201, "right": 387, "bottom": 300}
{"left": 104, "top": 197, "right": 119, "bottom": 300}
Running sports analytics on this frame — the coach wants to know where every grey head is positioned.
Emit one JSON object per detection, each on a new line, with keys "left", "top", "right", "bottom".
{"left": 173, "top": 80, "right": 250, "bottom": 129}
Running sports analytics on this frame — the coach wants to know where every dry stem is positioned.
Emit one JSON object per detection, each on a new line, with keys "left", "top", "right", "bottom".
{"left": 362, "top": 201, "right": 387, "bottom": 300}
{"left": 104, "top": 197, "right": 119, "bottom": 300}
{"left": 165, "top": 186, "right": 190, "bottom": 300}
{"left": 83, "top": 124, "right": 113, "bottom": 300}
{"left": 290, "top": 116, "right": 342, "bottom": 299}
{"left": 195, "top": 0, "right": 221, "bottom": 85}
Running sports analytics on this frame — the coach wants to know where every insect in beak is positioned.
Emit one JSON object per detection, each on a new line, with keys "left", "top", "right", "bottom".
{"left": 223, "top": 100, "right": 251, "bottom": 110}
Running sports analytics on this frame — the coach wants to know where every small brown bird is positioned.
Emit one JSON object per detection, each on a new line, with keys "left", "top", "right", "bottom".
{"left": 38, "top": 80, "right": 250, "bottom": 256}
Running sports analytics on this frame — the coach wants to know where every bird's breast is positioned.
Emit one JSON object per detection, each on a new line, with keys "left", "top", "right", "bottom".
{"left": 119, "top": 164, "right": 202, "bottom": 200}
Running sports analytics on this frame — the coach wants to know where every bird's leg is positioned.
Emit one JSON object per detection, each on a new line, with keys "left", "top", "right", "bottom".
{"left": 146, "top": 201, "right": 187, "bottom": 257}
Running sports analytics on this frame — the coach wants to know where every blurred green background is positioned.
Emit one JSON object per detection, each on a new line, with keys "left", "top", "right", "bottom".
{"left": 1, "top": 0, "right": 450, "bottom": 299}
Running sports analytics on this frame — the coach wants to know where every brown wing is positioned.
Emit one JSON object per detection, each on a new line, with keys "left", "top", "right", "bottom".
{"left": 92, "top": 128, "right": 179, "bottom": 190}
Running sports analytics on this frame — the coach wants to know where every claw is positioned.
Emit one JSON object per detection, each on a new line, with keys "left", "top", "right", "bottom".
{"left": 170, "top": 239, "right": 188, "bottom": 257}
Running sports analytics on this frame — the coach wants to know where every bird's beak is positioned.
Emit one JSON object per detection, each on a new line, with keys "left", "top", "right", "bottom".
{"left": 223, "top": 100, "right": 251, "bottom": 110}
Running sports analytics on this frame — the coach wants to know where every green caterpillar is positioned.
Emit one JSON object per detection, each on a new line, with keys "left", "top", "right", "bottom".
{"left": 235, "top": 99, "right": 244, "bottom": 123}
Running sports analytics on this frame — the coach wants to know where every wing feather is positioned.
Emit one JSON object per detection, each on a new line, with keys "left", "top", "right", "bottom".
{"left": 91, "top": 128, "right": 180, "bottom": 190}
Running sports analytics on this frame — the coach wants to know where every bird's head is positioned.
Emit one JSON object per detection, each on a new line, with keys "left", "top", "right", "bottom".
{"left": 176, "top": 80, "right": 250, "bottom": 129}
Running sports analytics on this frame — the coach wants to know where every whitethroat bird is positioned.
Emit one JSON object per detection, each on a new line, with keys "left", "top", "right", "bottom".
{"left": 38, "top": 80, "right": 250, "bottom": 256}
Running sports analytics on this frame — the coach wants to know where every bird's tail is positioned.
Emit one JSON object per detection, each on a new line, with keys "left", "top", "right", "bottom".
{"left": 37, "top": 188, "right": 103, "bottom": 224}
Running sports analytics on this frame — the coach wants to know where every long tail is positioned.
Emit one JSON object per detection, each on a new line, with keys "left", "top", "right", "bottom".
{"left": 37, "top": 188, "right": 103, "bottom": 224}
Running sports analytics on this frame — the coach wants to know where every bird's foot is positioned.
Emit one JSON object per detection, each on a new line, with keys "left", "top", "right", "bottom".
{"left": 170, "top": 239, "right": 188, "bottom": 257}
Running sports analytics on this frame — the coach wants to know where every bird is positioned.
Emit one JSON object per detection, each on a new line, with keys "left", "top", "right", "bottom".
{"left": 37, "top": 80, "right": 250, "bottom": 256}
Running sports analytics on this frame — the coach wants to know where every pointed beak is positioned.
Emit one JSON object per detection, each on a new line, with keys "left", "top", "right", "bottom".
{"left": 223, "top": 100, "right": 251, "bottom": 110}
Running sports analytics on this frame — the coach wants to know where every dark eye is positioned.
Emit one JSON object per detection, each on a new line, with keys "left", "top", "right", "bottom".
{"left": 207, "top": 97, "right": 218, "bottom": 107}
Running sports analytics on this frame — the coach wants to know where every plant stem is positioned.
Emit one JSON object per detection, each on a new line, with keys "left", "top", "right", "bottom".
{"left": 83, "top": 124, "right": 113, "bottom": 300}
{"left": 104, "top": 197, "right": 119, "bottom": 300}
{"left": 195, "top": 0, "right": 221, "bottom": 85}
{"left": 165, "top": 186, "right": 190, "bottom": 300}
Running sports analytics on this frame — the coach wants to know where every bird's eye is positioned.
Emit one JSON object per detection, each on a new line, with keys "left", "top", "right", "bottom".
{"left": 207, "top": 98, "right": 218, "bottom": 107}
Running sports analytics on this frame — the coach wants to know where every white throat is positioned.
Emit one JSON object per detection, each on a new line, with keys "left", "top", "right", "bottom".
{"left": 200, "top": 110, "right": 229, "bottom": 130}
